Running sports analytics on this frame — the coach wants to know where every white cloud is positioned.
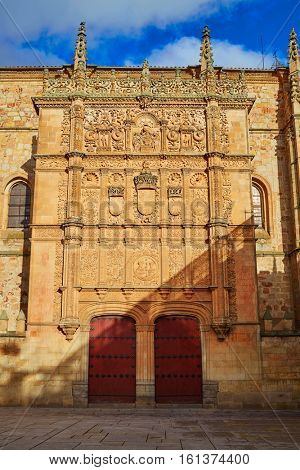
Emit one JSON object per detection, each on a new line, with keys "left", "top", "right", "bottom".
{"left": 0, "top": 42, "right": 64, "bottom": 66}
{"left": 0, "top": 0, "right": 249, "bottom": 40}
{"left": 147, "top": 36, "right": 283, "bottom": 68}
{"left": 0, "top": 0, "right": 258, "bottom": 66}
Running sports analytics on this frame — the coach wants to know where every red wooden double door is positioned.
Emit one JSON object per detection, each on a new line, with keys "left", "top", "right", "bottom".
{"left": 88, "top": 315, "right": 202, "bottom": 403}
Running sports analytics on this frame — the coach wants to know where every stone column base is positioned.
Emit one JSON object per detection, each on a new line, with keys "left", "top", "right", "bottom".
{"left": 203, "top": 380, "right": 219, "bottom": 408}
{"left": 72, "top": 382, "right": 88, "bottom": 407}
{"left": 136, "top": 381, "right": 155, "bottom": 406}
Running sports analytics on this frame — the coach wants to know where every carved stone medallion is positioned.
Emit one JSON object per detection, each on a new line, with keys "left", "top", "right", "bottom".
{"left": 134, "top": 255, "right": 157, "bottom": 281}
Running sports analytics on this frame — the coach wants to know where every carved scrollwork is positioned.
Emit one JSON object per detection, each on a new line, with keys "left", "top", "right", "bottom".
{"left": 42, "top": 66, "right": 248, "bottom": 100}
{"left": 84, "top": 108, "right": 126, "bottom": 153}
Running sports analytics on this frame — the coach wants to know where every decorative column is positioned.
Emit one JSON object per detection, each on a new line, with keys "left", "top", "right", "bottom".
{"left": 161, "top": 115, "right": 168, "bottom": 152}
{"left": 60, "top": 151, "right": 84, "bottom": 341}
{"left": 59, "top": 20, "right": 88, "bottom": 340}
{"left": 160, "top": 169, "right": 169, "bottom": 288}
{"left": 136, "top": 324, "right": 155, "bottom": 404}
{"left": 287, "top": 28, "right": 300, "bottom": 323}
{"left": 59, "top": 51, "right": 85, "bottom": 339}
{"left": 206, "top": 101, "right": 231, "bottom": 340}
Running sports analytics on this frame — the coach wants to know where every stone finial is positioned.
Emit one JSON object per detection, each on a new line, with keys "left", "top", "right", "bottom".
{"left": 288, "top": 27, "right": 300, "bottom": 73}
{"left": 0, "top": 310, "right": 8, "bottom": 333}
{"left": 200, "top": 25, "right": 214, "bottom": 72}
{"left": 74, "top": 21, "right": 87, "bottom": 70}
{"left": 16, "top": 310, "right": 26, "bottom": 334}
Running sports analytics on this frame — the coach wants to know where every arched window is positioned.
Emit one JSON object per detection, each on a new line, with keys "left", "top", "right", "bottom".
{"left": 252, "top": 183, "right": 264, "bottom": 228}
{"left": 7, "top": 182, "right": 31, "bottom": 228}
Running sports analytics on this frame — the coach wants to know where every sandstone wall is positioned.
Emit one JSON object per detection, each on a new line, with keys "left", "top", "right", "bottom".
{"left": 247, "top": 72, "right": 295, "bottom": 325}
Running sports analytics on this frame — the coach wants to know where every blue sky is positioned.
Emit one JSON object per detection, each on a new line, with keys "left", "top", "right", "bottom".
{"left": 0, "top": 0, "right": 299, "bottom": 68}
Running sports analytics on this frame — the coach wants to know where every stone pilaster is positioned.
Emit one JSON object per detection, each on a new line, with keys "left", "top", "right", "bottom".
{"left": 60, "top": 221, "right": 82, "bottom": 340}
{"left": 206, "top": 110, "right": 231, "bottom": 337}
{"left": 136, "top": 324, "right": 155, "bottom": 404}
{"left": 60, "top": 150, "right": 84, "bottom": 340}
{"left": 70, "top": 98, "right": 85, "bottom": 153}
{"left": 287, "top": 29, "right": 300, "bottom": 325}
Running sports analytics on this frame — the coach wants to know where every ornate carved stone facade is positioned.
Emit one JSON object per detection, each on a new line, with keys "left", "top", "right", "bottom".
{"left": 0, "top": 24, "right": 300, "bottom": 408}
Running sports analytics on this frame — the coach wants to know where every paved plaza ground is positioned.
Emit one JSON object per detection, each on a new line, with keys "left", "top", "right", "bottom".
{"left": 0, "top": 407, "right": 299, "bottom": 450}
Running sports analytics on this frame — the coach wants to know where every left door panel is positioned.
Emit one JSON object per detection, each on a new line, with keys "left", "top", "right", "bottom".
{"left": 88, "top": 316, "right": 136, "bottom": 403}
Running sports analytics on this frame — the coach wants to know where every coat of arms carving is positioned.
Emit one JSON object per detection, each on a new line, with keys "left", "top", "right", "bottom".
{"left": 168, "top": 187, "right": 183, "bottom": 216}
{"left": 108, "top": 186, "right": 125, "bottom": 216}
{"left": 134, "top": 166, "right": 158, "bottom": 216}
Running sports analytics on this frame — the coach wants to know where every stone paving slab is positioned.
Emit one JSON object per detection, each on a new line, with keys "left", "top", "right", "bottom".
{"left": 0, "top": 408, "right": 299, "bottom": 450}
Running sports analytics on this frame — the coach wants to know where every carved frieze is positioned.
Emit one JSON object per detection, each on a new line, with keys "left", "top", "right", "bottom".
{"left": 43, "top": 67, "right": 248, "bottom": 99}
{"left": 222, "top": 170, "right": 233, "bottom": 222}
{"left": 164, "top": 109, "right": 206, "bottom": 153}
{"left": 36, "top": 156, "right": 68, "bottom": 170}
{"left": 190, "top": 172, "right": 209, "bottom": 224}
{"left": 223, "top": 156, "right": 249, "bottom": 168}
{"left": 84, "top": 108, "right": 126, "bottom": 153}
{"left": 83, "top": 107, "right": 209, "bottom": 155}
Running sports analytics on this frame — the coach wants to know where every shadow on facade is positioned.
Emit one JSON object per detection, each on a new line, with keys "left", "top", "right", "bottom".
{"left": 256, "top": 82, "right": 298, "bottom": 328}
{"left": 0, "top": 219, "right": 260, "bottom": 407}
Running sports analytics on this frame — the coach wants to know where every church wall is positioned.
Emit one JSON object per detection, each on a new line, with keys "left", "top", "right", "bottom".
{"left": 0, "top": 74, "right": 42, "bottom": 349}
{"left": 0, "top": 62, "right": 299, "bottom": 409}
{"left": 38, "top": 108, "right": 65, "bottom": 154}
{"left": 247, "top": 75, "right": 296, "bottom": 325}
{"left": 226, "top": 108, "right": 248, "bottom": 154}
